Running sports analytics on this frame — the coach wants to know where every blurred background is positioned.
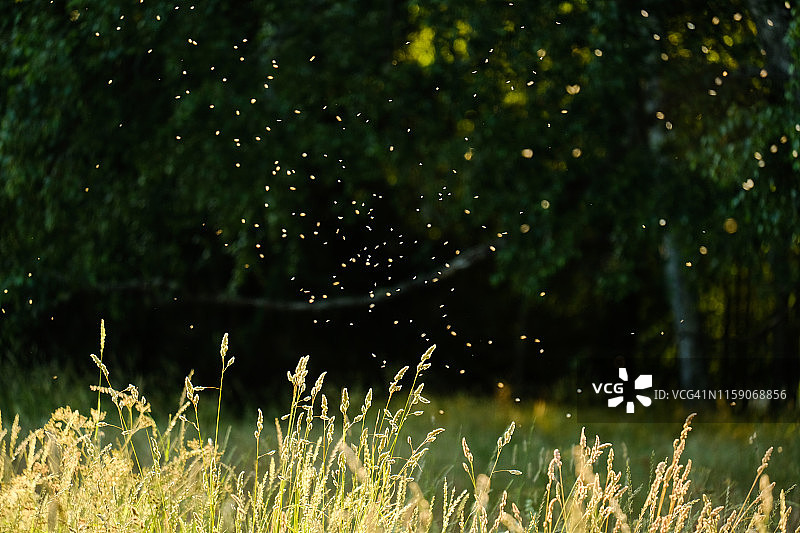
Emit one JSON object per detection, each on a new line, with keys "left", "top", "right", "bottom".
{"left": 1, "top": 0, "right": 799, "bottom": 414}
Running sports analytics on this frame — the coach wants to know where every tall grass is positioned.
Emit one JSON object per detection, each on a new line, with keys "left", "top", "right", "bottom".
{"left": 0, "top": 327, "right": 795, "bottom": 532}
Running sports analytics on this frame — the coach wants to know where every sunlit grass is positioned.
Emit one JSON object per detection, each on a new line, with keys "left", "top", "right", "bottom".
{"left": 0, "top": 327, "right": 797, "bottom": 532}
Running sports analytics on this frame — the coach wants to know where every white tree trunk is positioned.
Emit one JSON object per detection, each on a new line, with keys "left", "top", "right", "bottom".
{"left": 662, "top": 231, "right": 701, "bottom": 389}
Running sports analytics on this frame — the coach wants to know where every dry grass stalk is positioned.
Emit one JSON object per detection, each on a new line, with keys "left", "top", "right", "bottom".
{"left": 0, "top": 328, "right": 794, "bottom": 533}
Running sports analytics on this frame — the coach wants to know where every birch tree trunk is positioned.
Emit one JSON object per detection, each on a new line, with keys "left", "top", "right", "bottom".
{"left": 644, "top": 67, "right": 702, "bottom": 390}
{"left": 661, "top": 231, "right": 701, "bottom": 389}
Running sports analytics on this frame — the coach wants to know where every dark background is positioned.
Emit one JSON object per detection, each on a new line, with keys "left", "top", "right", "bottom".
{"left": 2, "top": 0, "right": 798, "bottom": 409}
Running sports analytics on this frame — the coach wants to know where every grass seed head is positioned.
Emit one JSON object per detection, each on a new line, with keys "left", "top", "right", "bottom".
{"left": 462, "top": 437, "right": 473, "bottom": 464}
{"left": 220, "top": 332, "right": 229, "bottom": 359}
{"left": 390, "top": 365, "right": 409, "bottom": 393}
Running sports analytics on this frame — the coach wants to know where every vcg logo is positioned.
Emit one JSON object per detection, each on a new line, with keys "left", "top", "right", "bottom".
{"left": 592, "top": 368, "right": 653, "bottom": 414}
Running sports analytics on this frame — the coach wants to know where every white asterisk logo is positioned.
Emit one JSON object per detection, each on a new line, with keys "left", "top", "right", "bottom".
{"left": 608, "top": 368, "right": 652, "bottom": 413}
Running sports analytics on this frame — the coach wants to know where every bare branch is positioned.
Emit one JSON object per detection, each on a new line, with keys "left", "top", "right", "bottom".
{"left": 187, "top": 242, "right": 494, "bottom": 311}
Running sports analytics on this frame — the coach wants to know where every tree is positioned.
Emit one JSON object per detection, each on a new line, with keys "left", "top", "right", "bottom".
{"left": 1, "top": 0, "right": 797, "bottom": 393}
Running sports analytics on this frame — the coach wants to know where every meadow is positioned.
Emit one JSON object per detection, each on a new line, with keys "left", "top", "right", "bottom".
{"left": 0, "top": 330, "right": 797, "bottom": 532}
